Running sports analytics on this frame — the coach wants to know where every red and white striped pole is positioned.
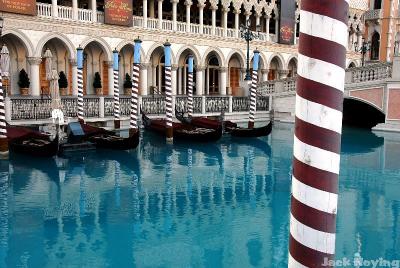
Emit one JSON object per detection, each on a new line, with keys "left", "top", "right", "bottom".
{"left": 112, "top": 49, "right": 120, "bottom": 129}
{"left": 288, "top": 1, "right": 348, "bottom": 267}
{"left": 130, "top": 38, "right": 142, "bottom": 137}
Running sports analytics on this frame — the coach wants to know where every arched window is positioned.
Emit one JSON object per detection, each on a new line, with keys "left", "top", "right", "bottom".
{"left": 206, "top": 56, "right": 220, "bottom": 95}
{"left": 374, "top": 0, "right": 382, "bottom": 9}
{"left": 370, "top": 32, "right": 380, "bottom": 61}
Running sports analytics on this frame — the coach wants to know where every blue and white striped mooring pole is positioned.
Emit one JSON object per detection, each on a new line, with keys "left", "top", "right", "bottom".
{"left": 164, "top": 42, "right": 173, "bottom": 141}
{"left": 248, "top": 50, "right": 260, "bottom": 129}
{"left": 76, "top": 46, "right": 84, "bottom": 123}
{"left": 187, "top": 55, "right": 194, "bottom": 117}
{"left": 130, "top": 38, "right": 142, "bottom": 137}
{"left": 113, "top": 49, "right": 120, "bottom": 129}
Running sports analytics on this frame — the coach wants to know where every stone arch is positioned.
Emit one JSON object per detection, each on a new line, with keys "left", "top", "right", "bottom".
{"left": 287, "top": 56, "right": 298, "bottom": 77}
{"left": 2, "top": 29, "right": 34, "bottom": 57}
{"left": 2, "top": 30, "right": 35, "bottom": 95}
{"left": 81, "top": 37, "right": 112, "bottom": 61}
{"left": 267, "top": 53, "right": 284, "bottom": 69}
{"left": 145, "top": 43, "right": 176, "bottom": 65}
{"left": 175, "top": 45, "right": 201, "bottom": 66}
{"left": 347, "top": 61, "right": 357, "bottom": 68}
{"left": 225, "top": 49, "right": 246, "bottom": 67}
{"left": 115, "top": 40, "right": 146, "bottom": 62}
{"left": 202, "top": 47, "right": 225, "bottom": 67}
{"left": 35, "top": 33, "right": 76, "bottom": 59}
{"left": 343, "top": 97, "right": 385, "bottom": 128}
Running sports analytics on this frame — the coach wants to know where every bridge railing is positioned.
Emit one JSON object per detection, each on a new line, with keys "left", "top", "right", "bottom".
{"left": 7, "top": 95, "right": 270, "bottom": 122}
{"left": 258, "top": 62, "right": 394, "bottom": 96}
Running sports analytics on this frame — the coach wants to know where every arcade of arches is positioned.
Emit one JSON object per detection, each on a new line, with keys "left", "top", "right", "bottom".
{"left": 2, "top": 33, "right": 298, "bottom": 97}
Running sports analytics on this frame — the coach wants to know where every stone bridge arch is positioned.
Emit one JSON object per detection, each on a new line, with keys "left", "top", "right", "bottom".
{"left": 343, "top": 96, "right": 385, "bottom": 128}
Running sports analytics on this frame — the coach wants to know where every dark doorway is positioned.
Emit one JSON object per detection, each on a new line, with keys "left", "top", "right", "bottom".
{"left": 342, "top": 98, "right": 385, "bottom": 129}
{"left": 370, "top": 32, "right": 380, "bottom": 61}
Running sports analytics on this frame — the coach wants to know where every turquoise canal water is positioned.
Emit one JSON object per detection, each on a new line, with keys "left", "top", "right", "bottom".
{"left": 0, "top": 123, "right": 399, "bottom": 267}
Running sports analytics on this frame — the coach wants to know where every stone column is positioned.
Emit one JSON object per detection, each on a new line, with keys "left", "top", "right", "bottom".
{"left": 245, "top": 12, "right": 250, "bottom": 23}
{"left": 143, "top": 0, "right": 148, "bottom": 28}
{"left": 211, "top": 5, "right": 217, "bottom": 35}
{"left": 357, "top": 32, "right": 363, "bottom": 50}
{"left": 172, "top": 0, "right": 178, "bottom": 31}
{"left": 261, "top": 69, "right": 268, "bottom": 82}
{"left": 222, "top": 6, "right": 228, "bottom": 37}
{"left": 158, "top": 0, "right": 163, "bottom": 29}
{"left": 275, "top": 17, "right": 279, "bottom": 37}
{"left": 27, "top": 57, "right": 41, "bottom": 96}
{"left": 256, "top": 15, "right": 260, "bottom": 27}
{"left": 196, "top": 66, "right": 205, "bottom": 95}
{"left": 72, "top": 0, "right": 78, "bottom": 20}
{"left": 278, "top": 69, "right": 289, "bottom": 79}
{"left": 52, "top": 0, "right": 58, "bottom": 18}
{"left": 219, "top": 67, "right": 227, "bottom": 95}
{"left": 152, "top": 64, "right": 157, "bottom": 89}
{"left": 265, "top": 15, "right": 270, "bottom": 41}
{"left": 198, "top": 3, "right": 204, "bottom": 34}
{"left": 171, "top": 64, "right": 178, "bottom": 95}
{"left": 149, "top": 0, "right": 155, "bottom": 17}
{"left": 185, "top": 0, "right": 192, "bottom": 32}
{"left": 234, "top": 9, "right": 240, "bottom": 38}
{"left": 69, "top": 59, "right": 78, "bottom": 96}
{"left": 140, "top": 63, "right": 149, "bottom": 95}
{"left": 177, "top": 67, "right": 182, "bottom": 94}
{"left": 106, "top": 61, "right": 114, "bottom": 96}
{"left": 91, "top": 0, "right": 97, "bottom": 22}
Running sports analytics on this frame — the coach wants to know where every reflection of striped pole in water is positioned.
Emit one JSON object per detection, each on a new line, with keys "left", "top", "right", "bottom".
{"left": 288, "top": 1, "right": 348, "bottom": 267}
{"left": 187, "top": 55, "right": 194, "bottom": 117}
{"left": 113, "top": 49, "right": 120, "bottom": 129}
{"left": 186, "top": 148, "right": 193, "bottom": 197}
{"left": 77, "top": 46, "right": 84, "bottom": 123}
{"left": 114, "top": 161, "right": 120, "bottom": 207}
{"left": 130, "top": 38, "right": 142, "bottom": 137}
{"left": 248, "top": 50, "right": 260, "bottom": 129}
{"left": 164, "top": 42, "right": 173, "bottom": 141}
{"left": 0, "top": 71, "right": 8, "bottom": 156}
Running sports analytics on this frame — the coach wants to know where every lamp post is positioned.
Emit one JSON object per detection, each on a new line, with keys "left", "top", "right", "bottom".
{"left": 240, "top": 19, "right": 261, "bottom": 81}
{"left": 354, "top": 38, "right": 371, "bottom": 67}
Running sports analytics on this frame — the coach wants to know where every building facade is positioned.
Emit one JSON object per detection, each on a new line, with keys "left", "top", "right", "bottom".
{"left": 1, "top": 0, "right": 370, "bottom": 98}
{"left": 363, "top": 0, "right": 400, "bottom": 62}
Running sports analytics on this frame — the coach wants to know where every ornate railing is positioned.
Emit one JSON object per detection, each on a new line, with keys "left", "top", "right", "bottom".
{"left": 283, "top": 78, "right": 296, "bottom": 92}
{"left": 175, "top": 96, "right": 202, "bottom": 114}
{"left": 205, "top": 96, "right": 229, "bottom": 113}
{"left": 232, "top": 97, "right": 249, "bottom": 112}
{"left": 350, "top": 63, "right": 392, "bottom": 83}
{"left": 9, "top": 95, "right": 270, "bottom": 121}
{"left": 364, "top": 9, "right": 382, "bottom": 21}
{"left": 258, "top": 81, "right": 276, "bottom": 95}
{"left": 141, "top": 96, "right": 165, "bottom": 115}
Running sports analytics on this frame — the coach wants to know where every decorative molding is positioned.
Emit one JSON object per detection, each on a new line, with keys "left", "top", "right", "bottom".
{"left": 27, "top": 57, "right": 42, "bottom": 65}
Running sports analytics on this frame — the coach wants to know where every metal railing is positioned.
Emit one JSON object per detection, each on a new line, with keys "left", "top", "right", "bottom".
{"left": 9, "top": 95, "right": 270, "bottom": 121}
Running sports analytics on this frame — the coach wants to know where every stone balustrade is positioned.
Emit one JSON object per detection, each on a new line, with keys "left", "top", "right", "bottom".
{"left": 258, "top": 62, "right": 395, "bottom": 96}
{"left": 7, "top": 95, "right": 270, "bottom": 122}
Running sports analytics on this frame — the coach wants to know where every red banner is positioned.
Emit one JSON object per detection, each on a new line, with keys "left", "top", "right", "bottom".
{"left": 104, "top": 0, "right": 132, "bottom": 26}
{"left": 0, "top": 0, "right": 36, "bottom": 16}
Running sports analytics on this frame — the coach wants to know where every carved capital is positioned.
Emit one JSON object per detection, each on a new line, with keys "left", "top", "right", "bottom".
{"left": 171, "top": 64, "right": 179, "bottom": 71}
{"left": 27, "top": 57, "right": 42, "bottom": 65}
{"left": 219, "top": 67, "right": 228, "bottom": 72}
{"left": 104, "top": 60, "right": 113, "bottom": 67}
{"left": 184, "top": 0, "right": 192, "bottom": 6}
{"left": 140, "top": 62, "right": 151, "bottom": 69}
{"left": 261, "top": 69, "right": 269, "bottom": 74}
{"left": 196, "top": 65, "right": 206, "bottom": 71}
{"left": 69, "top": 58, "right": 77, "bottom": 66}
{"left": 279, "top": 70, "right": 290, "bottom": 75}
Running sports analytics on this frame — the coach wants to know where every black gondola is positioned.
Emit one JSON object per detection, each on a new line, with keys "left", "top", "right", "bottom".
{"left": 8, "top": 132, "right": 59, "bottom": 157}
{"left": 142, "top": 111, "right": 222, "bottom": 142}
{"left": 175, "top": 109, "right": 237, "bottom": 131}
{"left": 80, "top": 123, "right": 139, "bottom": 150}
{"left": 230, "top": 122, "right": 273, "bottom": 138}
